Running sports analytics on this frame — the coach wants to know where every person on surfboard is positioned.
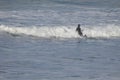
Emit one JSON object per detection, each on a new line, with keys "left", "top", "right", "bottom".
{"left": 76, "top": 24, "right": 83, "bottom": 36}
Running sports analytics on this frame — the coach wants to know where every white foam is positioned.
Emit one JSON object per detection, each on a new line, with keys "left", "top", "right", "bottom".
{"left": 83, "top": 24, "right": 120, "bottom": 38}
{"left": 0, "top": 25, "right": 79, "bottom": 38}
{"left": 0, "top": 24, "right": 120, "bottom": 39}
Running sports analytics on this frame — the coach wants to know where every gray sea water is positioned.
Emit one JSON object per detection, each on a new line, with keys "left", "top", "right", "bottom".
{"left": 0, "top": 0, "right": 120, "bottom": 80}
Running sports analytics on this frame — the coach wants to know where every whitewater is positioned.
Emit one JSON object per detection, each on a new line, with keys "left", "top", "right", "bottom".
{"left": 0, "top": 24, "right": 120, "bottom": 39}
{"left": 0, "top": 0, "right": 120, "bottom": 80}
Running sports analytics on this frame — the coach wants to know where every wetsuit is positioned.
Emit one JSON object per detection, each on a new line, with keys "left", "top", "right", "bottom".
{"left": 76, "top": 25, "right": 83, "bottom": 36}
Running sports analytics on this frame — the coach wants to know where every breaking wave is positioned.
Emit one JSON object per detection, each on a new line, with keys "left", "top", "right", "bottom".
{"left": 0, "top": 24, "right": 120, "bottom": 39}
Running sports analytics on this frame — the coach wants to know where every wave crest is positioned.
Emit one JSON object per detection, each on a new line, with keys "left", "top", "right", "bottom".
{"left": 0, "top": 24, "right": 120, "bottom": 39}
{"left": 0, "top": 25, "right": 79, "bottom": 38}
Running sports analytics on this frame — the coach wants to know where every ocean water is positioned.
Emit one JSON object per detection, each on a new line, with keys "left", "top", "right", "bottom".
{"left": 0, "top": 0, "right": 120, "bottom": 80}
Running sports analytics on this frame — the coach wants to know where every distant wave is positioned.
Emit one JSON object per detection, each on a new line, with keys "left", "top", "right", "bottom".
{"left": 0, "top": 24, "right": 120, "bottom": 39}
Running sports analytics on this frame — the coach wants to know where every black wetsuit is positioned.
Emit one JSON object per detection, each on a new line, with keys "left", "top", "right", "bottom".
{"left": 76, "top": 25, "right": 83, "bottom": 36}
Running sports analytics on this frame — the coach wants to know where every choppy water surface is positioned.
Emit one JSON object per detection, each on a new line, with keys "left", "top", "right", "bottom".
{"left": 0, "top": 0, "right": 120, "bottom": 80}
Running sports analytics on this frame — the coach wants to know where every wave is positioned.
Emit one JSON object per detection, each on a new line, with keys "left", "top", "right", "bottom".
{"left": 84, "top": 24, "right": 120, "bottom": 38}
{"left": 0, "top": 25, "right": 79, "bottom": 38}
{"left": 0, "top": 24, "right": 120, "bottom": 39}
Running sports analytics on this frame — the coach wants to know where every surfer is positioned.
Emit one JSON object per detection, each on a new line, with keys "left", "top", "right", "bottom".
{"left": 76, "top": 24, "right": 83, "bottom": 36}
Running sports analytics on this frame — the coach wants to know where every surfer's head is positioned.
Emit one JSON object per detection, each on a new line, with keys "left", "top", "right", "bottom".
{"left": 78, "top": 24, "right": 80, "bottom": 27}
